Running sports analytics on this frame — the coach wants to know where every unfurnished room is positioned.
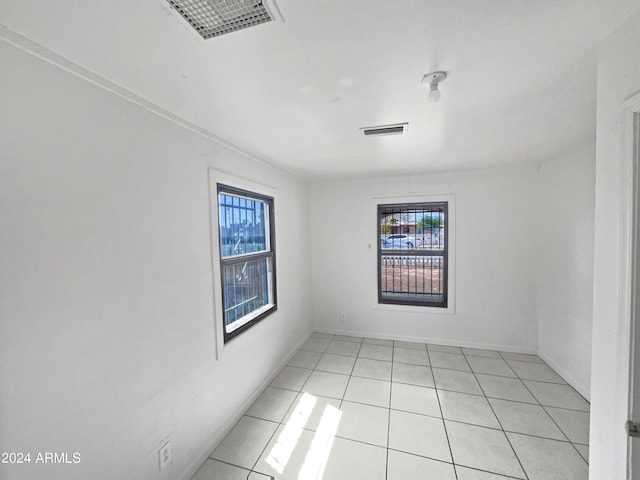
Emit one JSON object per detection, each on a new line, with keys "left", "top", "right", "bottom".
{"left": 2, "top": 1, "right": 640, "bottom": 479}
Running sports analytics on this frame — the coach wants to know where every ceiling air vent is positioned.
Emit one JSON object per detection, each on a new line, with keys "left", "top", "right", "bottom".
{"left": 360, "top": 122, "right": 409, "bottom": 137}
{"left": 166, "top": 0, "right": 282, "bottom": 39}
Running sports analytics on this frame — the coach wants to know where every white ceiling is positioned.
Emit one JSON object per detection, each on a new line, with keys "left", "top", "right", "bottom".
{"left": 2, "top": 0, "right": 639, "bottom": 181}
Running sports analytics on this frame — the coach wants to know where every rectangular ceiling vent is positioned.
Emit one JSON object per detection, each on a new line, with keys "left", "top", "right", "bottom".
{"left": 166, "top": 0, "right": 281, "bottom": 39}
{"left": 360, "top": 122, "right": 409, "bottom": 137}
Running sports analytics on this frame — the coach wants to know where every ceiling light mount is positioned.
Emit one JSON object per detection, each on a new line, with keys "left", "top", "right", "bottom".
{"left": 422, "top": 71, "right": 447, "bottom": 103}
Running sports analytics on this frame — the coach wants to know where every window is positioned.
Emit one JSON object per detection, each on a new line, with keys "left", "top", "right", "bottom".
{"left": 378, "top": 201, "right": 448, "bottom": 307}
{"left": 217, "top": 184, "right": 277, "bottom": 342}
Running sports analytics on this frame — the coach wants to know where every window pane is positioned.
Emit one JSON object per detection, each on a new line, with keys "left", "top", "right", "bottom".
{"left": 380, "top": 255, "right": 445, "bottom": 301}
{"left": 380, "top": 205, "right": 445, "bottom": 251}
{"left": 223, "top": 257, "right": 273, "bottom": 332}
{"left": 219, "top": 193, "right": 268, "bottom": 258}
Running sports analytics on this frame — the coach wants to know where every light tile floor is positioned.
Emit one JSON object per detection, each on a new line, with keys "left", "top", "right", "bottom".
{"left": 192, "top": 333, "right": 590, "bottom": 480}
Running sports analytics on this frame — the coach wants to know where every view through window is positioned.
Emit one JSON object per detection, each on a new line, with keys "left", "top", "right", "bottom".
{"left": 378, "top": 201, "right": 448, "bottom": 307}
{"left": 218, "top": 184, "right": 277, "bottom": 342}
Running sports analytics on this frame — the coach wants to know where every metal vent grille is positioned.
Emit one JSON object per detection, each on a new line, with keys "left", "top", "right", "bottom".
{"left": 364, "top": 126, "right": 404, "bottom": 136}
{"left": 360, "top": 122, "right": 409, "bottom": 137}
{"left": 167, "top": 0, "right": 274, "bottom": 39}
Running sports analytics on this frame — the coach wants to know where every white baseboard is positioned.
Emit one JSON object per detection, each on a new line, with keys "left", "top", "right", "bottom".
{"left": 178, "top": 330, "right": 313, "bottom": 480}
{"left": 312, "top": 327, "right": 539, "bottom": 355}
{"left": 537, "top": 351, "right": 591, "bottom": 402}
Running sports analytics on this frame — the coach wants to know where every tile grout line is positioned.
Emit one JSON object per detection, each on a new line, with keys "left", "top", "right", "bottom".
{"left": 386, "top": 446, "right": 461, "bottom": 467}
{"left": 503, "top": 354, "right": 592, "bottom": 409}
{"left": 205, "top": 457, "right": 264, "bottom": 478}
{"left": 499, "top": 351, "right": 581, "bottom": 391}
{"left": 474, "top": 355, "right": 589, "bottom": 411}
{"left": 461, "top": 350, "right": 530, "bottom": 480}
{"left": 385, "top": 341, "right": 395, "bottom": 480}
{"left": 427, "top": 344, "right": 460, "bottom": 480}
{"left": 248, "top": 418, "right": 283, "bottom": 476}
{"left": 452, "top": 463, "right": 526, "bottom": 480}
{"left": 338, "top": 337, "right": 363, "bottom": 410}
{"left": 538, "top": 403, "right": 590, "bottom": 465}
{"left": 517, "top": 369, "right": 592, "bottom": 463}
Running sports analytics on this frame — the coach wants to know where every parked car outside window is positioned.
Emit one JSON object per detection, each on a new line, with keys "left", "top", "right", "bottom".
{"left": 381, "top": 234, "right": 423, "bottom": 249}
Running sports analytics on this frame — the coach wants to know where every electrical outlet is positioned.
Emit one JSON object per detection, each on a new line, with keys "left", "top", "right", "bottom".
{"left": 158, "top": 440, "right": 173, "bottom": 470}
{"left": 340, "top": 312, "right": 346, "bottom": 322}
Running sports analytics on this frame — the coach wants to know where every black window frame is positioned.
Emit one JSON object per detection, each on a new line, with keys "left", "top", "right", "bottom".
{"left": 377, "top": 201, "right": 448, "bottom": 308}
{"left": 217, "top": 183, "right": 277, "bottom": 343}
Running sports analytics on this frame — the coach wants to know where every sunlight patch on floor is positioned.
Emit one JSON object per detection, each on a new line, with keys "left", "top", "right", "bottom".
{"left": 265, "top": 391, "right": 343, "bottom": 479}
{"left": 266, "top": 393, "right": 317, "bottom": 474}
{"left": 298, "top": 404, "right": 342, "bottom": 479}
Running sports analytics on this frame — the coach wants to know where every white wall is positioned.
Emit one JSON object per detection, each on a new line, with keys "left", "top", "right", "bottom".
{"left": 591, "top": 6, "right": 640, "bottom": 479}
{"left": 310, "top": 155, "right": 597, "bottom": 389}
{"left": 0, "top": 41, "right": 312, "bottom": 480}
{"left": 536, "top": 145, "right": 595, "bottom": 399}
{"left": 310, "top": 168, "right": 540, "bottom": 352}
